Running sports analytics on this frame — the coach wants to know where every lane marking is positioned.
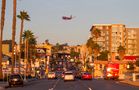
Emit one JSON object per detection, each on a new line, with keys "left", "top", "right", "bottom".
{"left": 88, "top": 87, "right": 92, "bottom": 90}
{"left": 49, "top": 88, "right": 53, "bottom": 90}
{"left": 49, "top": 79, "right": 60, "bottom": 90}
{"left": 78, "top": 79, "right": 94, "bottom": 90}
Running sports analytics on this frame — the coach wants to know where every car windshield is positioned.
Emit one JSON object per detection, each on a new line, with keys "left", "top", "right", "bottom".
{"left": 65, "top": 72, "right": 73, "bottom": 75}
{"left": 10, "top": 75, "right": 21, "bottom": 79}
{"left": 48, "top": 72, "right": 55, "bottom": 74}
{"left": 84, "top": 72, "right": 91, "bottom": 75}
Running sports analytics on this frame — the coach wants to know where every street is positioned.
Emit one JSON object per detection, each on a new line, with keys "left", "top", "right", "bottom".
{"left": 6, "top": 79, "right": 139, "bottom": 90}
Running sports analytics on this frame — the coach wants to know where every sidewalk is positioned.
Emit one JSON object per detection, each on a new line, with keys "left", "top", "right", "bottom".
{"left": 0, "top": 82, "right": 8, "bottom": 89}
{"left": 120, "top": 79, "right": 139, "bottom": 87}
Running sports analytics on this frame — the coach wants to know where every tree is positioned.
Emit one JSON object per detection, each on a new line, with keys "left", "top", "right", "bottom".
{"left": 11, "top": 0, "right": 17, "bottom": 74}
{"left": 88, "top": 27, "right": 101, "bottom": 60}
{"left": 22, "top": 30, "right": 37, "bottom": 76}
{"left": 70, "top": 48, "right": 80, "bottom": 58}
{"left": 92, "top": 43, "right": 101, "bottom": 60}
{"left": 117, "top": 45, "right": 126, "bottom": 60}
{"left": 0, "top": 0, "right": 6, "bottom": 79}
{"left": 98, "top": 50, "right": 109, "bottom": 61}
{"left": 17, "top": 10, "right": 30, "bottom": 73}
{"left": 91, "top": 28, "right": 101, "bottom": 42}
{"left": 86, "top": 37, "right": 94, "bottom": 55}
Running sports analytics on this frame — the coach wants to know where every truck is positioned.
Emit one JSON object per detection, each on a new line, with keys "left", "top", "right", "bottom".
{"left": 104, "top": 63, "right": 119, "bottom": 80}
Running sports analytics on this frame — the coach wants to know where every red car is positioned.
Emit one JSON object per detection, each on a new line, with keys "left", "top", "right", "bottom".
{"left": 81, "top": 72, "right": 92, "bottom": 80}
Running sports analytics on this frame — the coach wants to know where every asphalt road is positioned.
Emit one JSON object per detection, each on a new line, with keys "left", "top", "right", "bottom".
{"left": 6, "top": 78, "right": 139, "bottom": 90}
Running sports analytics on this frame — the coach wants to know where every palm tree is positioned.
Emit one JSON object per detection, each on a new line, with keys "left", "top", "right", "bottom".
{"left": 117, "top": 45, "right": 126, "bottom": 60}
{"left": 11, "top": 0, "right": 17, "bottom": 74}
{"left": 22, "top": 30, "right": 37, "bottom": 76}
{"left": 17, "top": 10, "right": 30, "bottom": 73}
{"left": 0, "top": 0, "right": 6, "bottom": 79}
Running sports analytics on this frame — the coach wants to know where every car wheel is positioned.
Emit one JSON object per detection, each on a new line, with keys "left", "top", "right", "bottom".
{"left": 9, "top": 84, "right": 11, "bottom": 87}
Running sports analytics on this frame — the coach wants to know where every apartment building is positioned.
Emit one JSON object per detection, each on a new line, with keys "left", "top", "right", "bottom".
{"left": 90, "top": 24, "right": 126, "bottom": 55}
{"left": 137, "top": 29, "right": 139, "bottom": 56}
{"left": 126, "top": 28, "right": 138, "bottom": 56}
{"left": 90, "top": 24, "right": 139, "bottom": 56}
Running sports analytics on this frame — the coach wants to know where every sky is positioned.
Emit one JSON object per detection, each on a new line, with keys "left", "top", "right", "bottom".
{"left": 1, "top": 0, "right": 139, "bottom": 45}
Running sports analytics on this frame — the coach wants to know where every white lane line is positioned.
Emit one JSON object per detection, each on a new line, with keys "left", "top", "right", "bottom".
{"left": 49, "top": 79, "right": 60, "bottom": 90}
{"left": 116, "top": 81, "right": 119, "bottom": 84}
{"left": 48, "top": 88, "right": 53, "bottom": 90}
{"left": 88, "top": 87, "right": 92, "bottom": 90}
{"left": 78, "top": 79, "right": 94, "bottom": 90}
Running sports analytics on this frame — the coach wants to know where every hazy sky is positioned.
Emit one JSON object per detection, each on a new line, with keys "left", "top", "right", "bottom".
{"left": 1, "top": 0, "right": 139, "bottom": 45}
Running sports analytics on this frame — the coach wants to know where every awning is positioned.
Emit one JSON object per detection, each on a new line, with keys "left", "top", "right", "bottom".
{"left": 123, "top": 56, "right": 138, "bottom": 61}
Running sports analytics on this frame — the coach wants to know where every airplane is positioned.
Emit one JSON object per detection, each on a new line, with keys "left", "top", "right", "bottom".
{"left": 62, "top": 15, "right": 75, "bottom": 20}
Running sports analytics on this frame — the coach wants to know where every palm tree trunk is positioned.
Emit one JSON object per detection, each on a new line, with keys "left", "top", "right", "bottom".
{"left": 24, "top": 39, "right": 27, "bottom": 80}
{"left": 11, "top": 0, "right": 17, "bottom": 74}
{"left": 0, "top": 20, "right": 2, "bottom": 79}
{"left": 18, "top": 20, "right": 24, "bottom": 74}
{"left": 0, "top": 0, "right": 6, "bottom": 79}
{"left": 26, "top": 39, "right": 29, "bottom": 76}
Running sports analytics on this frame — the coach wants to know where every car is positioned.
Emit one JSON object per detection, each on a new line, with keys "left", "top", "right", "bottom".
{"left": 75, "top": 71, "right": 82, "bottom": 79}
{"left": 64, "top": 71, "right": 75, "bottom": 81}
{"left": 55, "top": 71, "right": 64, "bottom": 78}
{"left": 81, "top": 72, "right": 92, "bottom": 80}
{"left": 47, "top": 72, "right": 56, "bottom": 79}
{"left": 8, "top": 74, "right": 24, "bottom": 87}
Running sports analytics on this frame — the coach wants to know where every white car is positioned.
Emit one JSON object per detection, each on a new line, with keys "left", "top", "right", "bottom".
{"left": 64, "top": 71, "right": 75, "bottom": 81}
{"left": 47, "top": 72, "right": 56, "bottom": 79}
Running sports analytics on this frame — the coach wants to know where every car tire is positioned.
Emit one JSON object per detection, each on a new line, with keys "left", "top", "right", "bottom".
{"left": 9, "top": 84, "right": 11, "bottom": 87}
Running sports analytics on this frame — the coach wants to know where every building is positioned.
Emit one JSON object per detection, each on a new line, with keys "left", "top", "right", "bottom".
{"left": 136, "top": 29, "right": 139, "bottom": 56}
{"left": 2, "top": 40, "right": 12, "bottom": 57}
{"left": 90, "top": 24, "right": 138, "bottom": 57}
{"left": 126, "top": 28, "right": 138, "bottom": 56}
{"left": 36, "top": 43, "right": 52, "bottom": 74}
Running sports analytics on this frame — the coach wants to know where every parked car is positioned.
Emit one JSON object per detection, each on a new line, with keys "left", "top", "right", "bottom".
{"left": 81, "top": 72, "right": 92, "bottom": 80}
{"left": 64, "top": 71, "right": 75, "bottom": 81}
{"left": 47, "top": 72, "right": 56, "bottom": 79}
{"left": 8, "top": 74, "right": 24, "bottom": 87}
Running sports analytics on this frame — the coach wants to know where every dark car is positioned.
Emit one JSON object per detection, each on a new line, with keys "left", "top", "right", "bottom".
{"left": 8, "top": 74, "right": 24, "bottom": 87}
{"left": 55, "top": 71, "right": 64, "bottom": 78}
